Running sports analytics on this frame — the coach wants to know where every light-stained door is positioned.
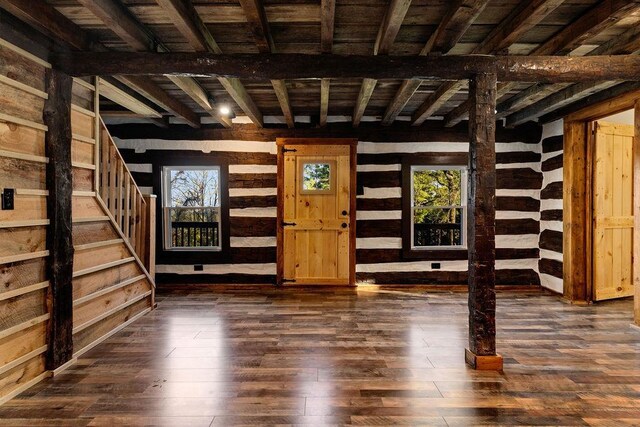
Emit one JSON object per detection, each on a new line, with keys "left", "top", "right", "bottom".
{"left": 277, "top": 140, "right": 355, "bottom": 285}
{"left": 592, "top": 121, "right": 635, "bottom": 300}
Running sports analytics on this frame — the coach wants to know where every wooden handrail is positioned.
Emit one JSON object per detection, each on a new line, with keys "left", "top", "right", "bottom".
{"left": 97, "top": 119, "right": 151, "bottom": 266}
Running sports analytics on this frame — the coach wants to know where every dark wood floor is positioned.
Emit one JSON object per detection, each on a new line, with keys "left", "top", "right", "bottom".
{"left": 0, "top": 286, "right": 639, "bottom": 426}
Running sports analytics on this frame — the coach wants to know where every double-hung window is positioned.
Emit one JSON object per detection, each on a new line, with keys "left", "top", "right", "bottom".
{"left": 409, "top": 166, "right": 467, "bottom": 249}
{"left": 162, "top": 166, "right": 222, "bottom": 251}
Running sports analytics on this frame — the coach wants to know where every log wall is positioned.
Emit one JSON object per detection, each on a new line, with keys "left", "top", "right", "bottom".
{"left": 538, "top": 120, "right": 564, "bottom": 293}
{"left": 116, "top": 133, "right": 543, "bottom": 286}
{"left": 0, "top": 36, "right": 50, "bottom": 405}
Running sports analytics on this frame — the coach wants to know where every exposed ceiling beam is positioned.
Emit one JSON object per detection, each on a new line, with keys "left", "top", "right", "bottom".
{"left": 353, "top": 0, "right": 412, "bottom": 127}
{"left": 506, "top": 81, "right": 619, "bottom": 127}
{"left": 446, "top": 0, "right": 640, "bottom": 127}
{"left": 98, "top": 78, "right": 163, "bottom": 118}
{"left": 320, "top": 78, "right": 330, "bottom": 127}
{"left": 238, "top": 0, "right": 293, "bottom": 128}
{"left": 77, "top": 0, "right": 230, "bottom": 127}
{"left": 57, "top": 52, "right": 640, "bottom": 83}
{"left": 374, "top": 0, "right": 412, "bottom": 56}
{"left": 320, "top": 0, "right": 336, "bottom": 54}
{"left": 539, "top": 81, "right": 640, "bottom": 124}
{"left": 155, "top": 0, "right": 261, "bottom": 127}
{"left": 100, "top": 110, "right": 169, "bottom": 128}
{"left": 411, "top": 0, "right": 564, "bottom": 126}
{"left": 381, "top": 0, "right": 489, "bottom": 126}
{"left": 496, "top": 12, "right": 640, "bottom": 124}
{"left": 0, "top": 0, "right": 202, "bottom": 128}
{"left": 412, "top": 81, "right": 466, "bottom": 125}
{"left": 353, "top": 78, "right": 377, "bottom": 127}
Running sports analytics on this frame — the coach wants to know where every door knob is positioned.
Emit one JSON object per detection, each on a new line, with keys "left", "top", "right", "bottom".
{"left": 341, "top": 222, "right": 348, "bottom": 228}
{"left": 342, "top": 210, "right": 348, "bottom": 216}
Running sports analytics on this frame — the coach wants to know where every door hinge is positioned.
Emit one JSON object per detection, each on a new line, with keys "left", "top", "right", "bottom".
{"left": 282, "top": 221, "right": 297, "bottom": 227}
{"left": 282, "top": 147, "right": 297, "bottom": 153}
{"left": 281, "top": 278, "right": 296, "bottom": 284}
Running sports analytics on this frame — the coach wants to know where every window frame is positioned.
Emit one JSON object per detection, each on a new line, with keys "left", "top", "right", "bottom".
{"left": 152, "top": 154, "right": 230, "bottom": 267}
{"left": 162, "top": 165, "right": 223, "bottom": 252}
{"left": 401, "top": 155, "right": 469, "bottom": 260}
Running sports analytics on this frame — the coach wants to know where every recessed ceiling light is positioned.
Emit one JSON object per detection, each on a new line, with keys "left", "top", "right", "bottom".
{"left": 219, "top": 105, "right": 231, "bottom": 116}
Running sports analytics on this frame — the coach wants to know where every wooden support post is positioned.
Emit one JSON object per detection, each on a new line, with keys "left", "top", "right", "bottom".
{"left": 634, "top": 101, "right": 640, "bottom": 327}
{"left": 44, "top": 68, "right": 74, "bottom": 370}
{"left": 465, "top": 73, "right": 502, "bottom": 371}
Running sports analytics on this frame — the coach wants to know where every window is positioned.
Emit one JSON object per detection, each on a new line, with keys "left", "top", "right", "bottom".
{"left": 162, "top": 166, "right": 221, "bottom": 251}
{"left": 299, "top": 160, "right": 335, "bottom": 194}
{"left": 410, "top": 166, "right": 467, "bottom": 249}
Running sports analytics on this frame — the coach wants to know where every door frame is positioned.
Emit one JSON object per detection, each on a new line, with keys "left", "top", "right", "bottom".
{"left": 275, "top": 138, "right": 358, "bottom": 286}
{"left": 562, "top": 90, "right": 640, "bottom": 324}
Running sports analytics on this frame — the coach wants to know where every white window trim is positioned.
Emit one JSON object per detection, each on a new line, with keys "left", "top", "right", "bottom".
{"left": 162, "top": 165, "right": 222, "bottom": 252}
{"left": 410, "top": 165, "right": 468, "bottom": 250}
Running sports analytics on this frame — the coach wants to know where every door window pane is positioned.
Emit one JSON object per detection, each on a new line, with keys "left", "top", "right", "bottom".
{"left": 302, "top": 163, "right": 332, "bottom": 191}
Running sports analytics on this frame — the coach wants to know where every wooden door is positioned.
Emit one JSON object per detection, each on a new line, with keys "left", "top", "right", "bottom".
{"left": 592, "top": 121, "right": 635, "bottom": 301}
{"left": 276, "top": 139, "right": 357, "bottom": 285}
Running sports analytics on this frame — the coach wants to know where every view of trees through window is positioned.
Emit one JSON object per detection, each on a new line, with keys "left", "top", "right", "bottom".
{"left": 302, "top": 163, "right": 331, "bottom": 191}
{"left": 412, "top": 168, "right": 464, "bottom": 247}
{"left": 165, "top": 168, "right": 221, "bottom": 249}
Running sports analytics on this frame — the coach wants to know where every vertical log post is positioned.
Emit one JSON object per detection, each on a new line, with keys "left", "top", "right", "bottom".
{"left": 44, "top": 68, "right": 74, "bottom": 370}
{"left": 465, "top": 73, "right": 503, "bottom": 371}
{"left": 634, "top": 101, "right": 640, "bottom": 327}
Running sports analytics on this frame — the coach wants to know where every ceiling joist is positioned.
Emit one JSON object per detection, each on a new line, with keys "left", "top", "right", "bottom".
{"left": 155, "top": 0, "right": 261, "bottom": 127}
{"left": 381, "top": 0, "right": 490, "bottom": 126}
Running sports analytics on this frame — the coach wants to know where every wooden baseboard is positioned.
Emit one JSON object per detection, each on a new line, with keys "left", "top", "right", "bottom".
{"left": 50, "top": 357, "right": 77, "bottom": 377}
{"left": 465, "top": 348, "right": 503, "bottom": 371}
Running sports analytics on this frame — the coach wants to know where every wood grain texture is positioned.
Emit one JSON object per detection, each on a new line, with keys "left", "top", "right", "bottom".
{"left": 467, "top": 73, "right": 497, "bottom": 359}
{"left": 2, "top": 286, "right": 639, "bottom": 424}
{"left": 44, "top": 68, "right": 74, "bottom": 371}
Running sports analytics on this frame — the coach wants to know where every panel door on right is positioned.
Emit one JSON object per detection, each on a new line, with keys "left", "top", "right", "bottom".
{"left": 592, "top": 121, "right": 635, "bottom": 301}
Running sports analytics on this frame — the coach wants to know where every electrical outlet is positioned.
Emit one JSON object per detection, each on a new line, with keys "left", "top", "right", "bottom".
{"left": 1, "top": 188, "right": 14, "bottom": 210}
{"left": 431, "top": 262, "right": 441, "bottom": 270}
{"left": 194, "top": 264, "right": 204, "bottom": 271}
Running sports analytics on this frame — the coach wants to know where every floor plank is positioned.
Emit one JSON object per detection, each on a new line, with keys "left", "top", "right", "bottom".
{"left": 0, "top": 285, "right": 638, "bottom": 426}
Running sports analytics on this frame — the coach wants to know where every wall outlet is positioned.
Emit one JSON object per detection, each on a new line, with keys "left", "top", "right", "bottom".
{"left": 431, "top": 262, "right": 441, "bottom": 270}
{"left": 194, "top": 264, "right": 204, "bottom": 271}
{"left": 1, "top": 188, "right": 14, "bottom": 210}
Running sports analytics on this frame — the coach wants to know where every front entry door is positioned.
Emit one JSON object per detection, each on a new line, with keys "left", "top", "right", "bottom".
{"left": 592, "top": 121, "right": 635, "bottom": 301}
{"left": 276, "top": 139, "right": 356, "bottom": 285}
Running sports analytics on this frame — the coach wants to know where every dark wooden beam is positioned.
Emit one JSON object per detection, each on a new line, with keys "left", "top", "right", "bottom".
{"left": 0, "top": 0, "right": 94, "bottom": 50}
{"left": 238, "top": 0, "right": 275, "bottom": 53}
{"left": 412, "top": 81, "right": 466, "bottom": 126}
{"left": 320, "top": 78, "right": 330, "bottom": 127}
{"left": 422, "top": 0, "right": 491, "bottom": 55}
{"left": 320, "top": 0, "right": 336, "bottom": 54}
{"left": 466, "top": 72, "right": 501, "bottom": 371}
{"left": 55, "top": 52, "right": 640, "bottom": 82}
{"left": 353, "top": 0, "right": 412, "bottom": 127}
{"left": 0, "top": 0, "right": 204, "bottom": 128}
{"left": 154, "top": 0, "right": 259, "bottom": 126}
{"left": 353, "top": 78, "right": 377, "bottom": 127}
{"left": 539, "top": 82, "right": 640, "bottom": 124}
{"left": 374, "top": 0, "right": 412, "bottom": 55}
{"left": 534, "top": 0, "right": 640, "bottom": 56}
{"left": 76, "top": 0, "right": 152, "bottom": 51}
{"left": 493, "top": 6, "right": 640, "bottom": 123}
{"left": 44, "top": 68, "right": 74, "bottom": 371}
{"left": 506, "top": 81, "right": 618, "bottom": 127}
{"left": 410, "top": 0, "right": 564, "bottom": 125}
{"left": 238, "top": 0, "right": 292, "bottom": 127}
{"left": 119, "top": 76, "right": 201, "bottom": 128}
{"left": 381, "top": 0, "right": 490, "bottom": 126}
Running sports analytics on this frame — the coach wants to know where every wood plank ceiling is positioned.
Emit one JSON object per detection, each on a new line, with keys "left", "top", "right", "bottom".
{"left": 41, "top": 0, "right": 640, "bottom": 128}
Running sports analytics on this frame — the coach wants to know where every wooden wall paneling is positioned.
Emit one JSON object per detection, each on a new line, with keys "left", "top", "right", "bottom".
{"left": 634, "top": 101, "right": 640, "bottom": 326}
{"left": 465, "top": 73, "right": 502, "bottom": 371}
{"left": 73, "top": 261, "right": 142, "bottom": 303}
